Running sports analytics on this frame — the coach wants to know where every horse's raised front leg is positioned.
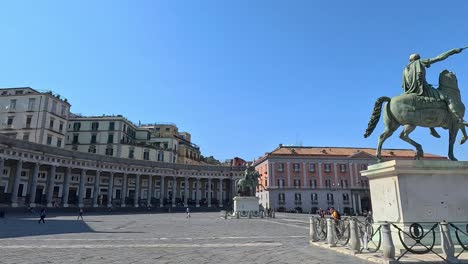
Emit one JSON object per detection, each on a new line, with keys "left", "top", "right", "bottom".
{"left": 399, "top": 125, "right": 424, "bottom": 159}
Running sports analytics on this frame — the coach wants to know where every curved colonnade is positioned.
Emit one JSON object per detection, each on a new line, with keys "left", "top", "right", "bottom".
{"left": 0, "top": 135, "right": 245, "bottom": 208}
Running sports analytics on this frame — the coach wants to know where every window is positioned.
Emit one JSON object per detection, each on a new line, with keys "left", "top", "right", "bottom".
{"left": 129, "top": 149, "right": 134, "bottom": 159}
{"left": 46, "top": 134, "right": 52, "bottom": 145}
{"left": 143, "top": 151, "right": 149, "bottom": 160}
{"left": 59, "top": 122, "right": 64, "bottom": 132}
{"left": 109, "top": 122, "right": 115, "bottom": 130}
{"left": 294, "top": 193, "right": 302, "bottom": 202}
{"left": 88, "top": 145, "right": 96, "bottom": 153}
{"left": 107, "top": 134, "right": 114, "bottom": 143}
{"left": 278, "top": 193, "right": 285, "bottom": 204}
{"left": 157, "top": 151, "right": 164, "bottom": 161}
{"left": 293, "top": 179, "right": 301, "bottom": 188}
{"left": 7, "top": 116, "right": 14, "bottom": 126}
{"left": 61, "top": 105, "right": 66, "bottom": 116}
{"left": 361, "top": 164, "right": 368, "bottom": 170}
{"left": 309, "top": 164, "right": 316, "bottom": 172}
{"left": 26, "top": 115, "right": 32, "bottom": 127}
{"left": 73, "top": 122, "right": 81, "bottom": 131}
{"left": 343, "top": 193, "right": 350, "bottom": 204}
{"left": 91, "top": 122, "right": 99, "bottom": 131}
{"left": 324, "top": 164, "right": 331, "bottom": 173}
{"left": 53, "top": 186, "right": 60, "bottom": 198}
{"left": 91, "top": 134, "right": 97, "bottom": 144}
{"left": 28, "top": 98, "right": 35, "bottom": 111}
{"left": 9, "top": 99, "right": 16, "bottom": 111}
{"left": 341, "top": 178, "right": 348, "bottom": 188}
{"left": 49, "top": 118, "right": 54, "bottom": 129}
{"left": 105, "top": 147, "right": 113, "bottom": 156}
{"left": 340, "top": 164, "right": 346, "bottom": 173}
{"left": 15, "top": 90, "right": 23, "bottom": 95}
{"left": 311, "top": 193, "right": 318, "bottom": 204}
{"left": 72, "top": 134, "right": 79, "bottom": 144}
{"left": 85, "top": 188, "right": 92, "bottom": 198}
{"left": 293, "top": 163, "right": 300, "bottom": 172}
{"left": 51, "top": 100, "right": 57, "bottom": 113}
{"left": 310, "top": 178, "right": 317, "bottom": 188}
{"left": 278, "top": 163, "right": 284, "bottom": 172}
{"left": 325, "top": 177, "right": 331, "bottom": 188}
{"left": 57, "top": 138, "right": 62, "bottom": 147}
{"left": 327, "top": 193, "right": 334, "bottom": 204}
{"left": 22, "top": 133, "right": 30, "bottom": 141}
{"left": 277, "top": 178, "right": 285, "bottom": 188}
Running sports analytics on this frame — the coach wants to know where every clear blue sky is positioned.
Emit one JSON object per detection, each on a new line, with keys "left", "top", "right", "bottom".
{"left": 1, "top": 1, "right": 468, "bottom": 161}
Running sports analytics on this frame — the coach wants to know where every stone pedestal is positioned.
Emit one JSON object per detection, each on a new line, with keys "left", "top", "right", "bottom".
{"left": 362, "top": 160, "right": 468, "bottom": 251}
{"left": 233, "top": 196, "right": 260, "bottom": 214}
{"left": 362, "top": 160, "right": 468, "bottom": 223}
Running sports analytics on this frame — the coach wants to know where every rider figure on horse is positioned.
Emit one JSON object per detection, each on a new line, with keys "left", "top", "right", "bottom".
{"left": 402, "top": 47, "right": 468, "bottom": 143}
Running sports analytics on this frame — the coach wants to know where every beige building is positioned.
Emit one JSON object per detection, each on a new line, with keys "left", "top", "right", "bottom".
{"left": 0, "top": 87, "right": 71, "bottom": 147}
{"left": 66, "top": 115, "right": 176, "bottom": 163}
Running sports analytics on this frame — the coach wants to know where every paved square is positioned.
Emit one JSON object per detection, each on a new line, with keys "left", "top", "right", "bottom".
{"left": 0, "top": 212, "right": 369, "bottom": 264}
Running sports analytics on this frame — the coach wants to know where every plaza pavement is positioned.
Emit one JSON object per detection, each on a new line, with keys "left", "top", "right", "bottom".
{"left": 0, "top": 211, "right": 371, "bottom": 264}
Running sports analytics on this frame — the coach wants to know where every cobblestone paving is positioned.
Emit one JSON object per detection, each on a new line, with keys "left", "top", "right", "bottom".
{"left": 0, "top": 212, "right": 370, "bottom": 264}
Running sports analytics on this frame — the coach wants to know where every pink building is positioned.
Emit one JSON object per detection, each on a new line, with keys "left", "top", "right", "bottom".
{"left": 254, "top": 144, "right": 445, "bottom": 215}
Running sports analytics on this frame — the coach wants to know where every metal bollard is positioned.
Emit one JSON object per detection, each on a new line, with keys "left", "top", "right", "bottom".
{"left": 260, "top": 211, "right": 264, "bottom": 218}
{"left": 272, "top": 209, "right": 275, "bottom": 218}
{"left": 248, "top": 211, "right": 252, "bottom": 219}
{"left": 236, "top": 211, "right": 240, "bottom": 219}
{"left": 326, "top": 218, "right": 337, "bottom": 247}
{"left": 439, "top": 221, "right": 459, "bottom": 264}
{"left": 309, "top": 217, "right": 319, "bottom": 243}
{"left": 224, "top": 211, "right": 228, "bottom": 219}
{"left": 349, "top": 218, "right": 361, "bottom": 252}
{"left": 381, "top": 223, "right": 395, "bottom": 260}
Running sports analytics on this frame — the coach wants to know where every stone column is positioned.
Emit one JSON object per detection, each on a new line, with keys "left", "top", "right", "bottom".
{"left": 354, "top": 163, "right": 359, "bottom": 187}
{"left": 352, "top": 194, "right": 357, "bottom": 215}
{"left": 78, "top": 169, "right": 86, "bottom": 208}
{"left": 159, "top": 175, "right": 165, "bottom": 207}
{"left": 184, "top": 176, "right": 188, "bottom": 207}
{"left": 219, "top": 179, "right": 223, "bottom": 207}
{"left": 0, "top": 158, "right": 4, "bottom": 178}
{"left": 318, "top": 162, "right": 323, "bottom": 187}
{"left": 207, "top": 178, "right": 212, "bottom": 207}
{"left": 93, "top": 170, "right": 101, "bottom": 207}
{"left": 107, "top": 172, "right": 114, "bottom": 208}
{"left": 231, "top": 178, "right": 236, "bottom": 198}
{"left": 357, "top": 194, "right": 362, "bottom": 214}
{"left": 196, "top": 178, "right": 201, "bottom": 207}
{"left": 349, "top": 162, "right": 354, "bottom": 186}
{"left": 171, "top": 176, "right": 176, "bottom": 207}
{"left": 286, "top": 162, "right": 291, "bottom": 187}
{"left": 46, "top": 165, "right": 56, "bottom": 207}
{"left": 134, "top": 174, "right": 140, "bottom": 207}
{"left": 29, "top": 163, "right": 40, "bottom": 207}
{"left": 11, "top": 160, "right": 23, "bottom": 207}
{"left": 62, "top": 167, "right": 72, "bottom": 207}
{"left": 122, "top": 173, "right": 127, "bottom": 207}
{"left": 147, "top": 175, "right": 153, "bottom": 207}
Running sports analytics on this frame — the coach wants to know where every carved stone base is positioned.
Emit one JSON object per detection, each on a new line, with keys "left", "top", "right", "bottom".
{"left": 233, "top": 196, "right": 259, "bottom": 214}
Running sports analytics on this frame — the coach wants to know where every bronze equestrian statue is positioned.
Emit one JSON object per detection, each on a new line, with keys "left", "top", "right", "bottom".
{"left": 236, "top": 166, "right": 260, "bottom": 197}
{"left": 365, "top": 47, "right": 467, "bottom": 162}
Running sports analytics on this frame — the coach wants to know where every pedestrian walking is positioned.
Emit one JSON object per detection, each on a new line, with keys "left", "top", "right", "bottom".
{"left": 38, "top": 208, "right": 46, "bottom": 224}
{"left": 186, "top": 207, "right": 191, "bottom": 218}
{"left": 77, "top": 207, "right": 84, "bottom": 220}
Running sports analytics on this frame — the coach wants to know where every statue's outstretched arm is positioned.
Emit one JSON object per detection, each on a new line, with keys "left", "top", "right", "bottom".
{"left": 424, "top": 48, "right": 463, "bottom": 66}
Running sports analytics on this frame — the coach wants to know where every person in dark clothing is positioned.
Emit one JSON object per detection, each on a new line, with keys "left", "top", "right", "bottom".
{"left": 38, "top": 208, "right": 46, "bottom": 223}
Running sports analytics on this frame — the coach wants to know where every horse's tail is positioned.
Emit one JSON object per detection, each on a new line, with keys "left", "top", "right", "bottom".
{"left": 364, "top": 96, "right": 391, "bottom": 138}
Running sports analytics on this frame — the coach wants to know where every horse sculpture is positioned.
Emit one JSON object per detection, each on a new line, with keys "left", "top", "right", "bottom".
{"left": 364, "top": 70, "right": 466, "bottom": 162}
{"left": 236, "top": 166, "right": 259, "bottom": 197}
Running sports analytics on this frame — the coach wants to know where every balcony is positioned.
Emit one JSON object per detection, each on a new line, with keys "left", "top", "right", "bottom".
{"left": 278, "top": 200, "right": 286, "bottom": 205}
{"left": 311, "top": 200, "right": 318, "bottom": 205}
{"left": 294, "top": 200, "right": 302, "bottom": 205}
{"left": 327, "top": 200, "right": 334, "bottom": 205}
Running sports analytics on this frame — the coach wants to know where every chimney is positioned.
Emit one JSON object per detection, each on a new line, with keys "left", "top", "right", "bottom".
{"left": 279, "top": 143, "right": 283, "bottom": 148}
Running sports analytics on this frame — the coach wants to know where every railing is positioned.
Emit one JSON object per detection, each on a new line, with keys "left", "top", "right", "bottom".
{"left": 309, "top": 219, "right": 468, "bottom": 262}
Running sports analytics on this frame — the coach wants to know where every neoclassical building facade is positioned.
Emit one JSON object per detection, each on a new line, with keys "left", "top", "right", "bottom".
{"left": 0, "top": 135, "right": 245, "bottom": 208}
{"left": 254, "top": 144, "right": 446, "bottom": 215}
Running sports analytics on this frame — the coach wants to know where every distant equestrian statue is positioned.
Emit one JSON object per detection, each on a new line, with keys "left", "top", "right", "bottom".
{"left": 235, "top": 166, "right": 260, "bottom": 197}
{"left": 365, "top": 47, "right": 468, "bottom": 162}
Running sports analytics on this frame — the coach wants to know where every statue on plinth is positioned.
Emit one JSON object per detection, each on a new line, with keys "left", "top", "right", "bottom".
{"left": 364, "top": 47, "right": 468, "bottom": 162}
{"left": 236, "top": 166, "right": 260, "bottom": 197}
